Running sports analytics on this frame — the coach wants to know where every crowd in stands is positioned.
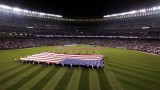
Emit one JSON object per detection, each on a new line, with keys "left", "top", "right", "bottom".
{"left": 0, "top": 10, "right": 160, "bottom": 55}
{"left": 0, "top": 37, "right": 159, "bottom": 55}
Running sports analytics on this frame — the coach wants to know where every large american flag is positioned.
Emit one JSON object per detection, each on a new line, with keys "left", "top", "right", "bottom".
{"left": 20, "top": 52, "right": 103, "bottom": 66}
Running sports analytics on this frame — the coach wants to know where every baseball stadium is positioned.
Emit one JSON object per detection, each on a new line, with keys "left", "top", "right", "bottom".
{"left": 0, "top": 1, "right": 160, "bottom": 90}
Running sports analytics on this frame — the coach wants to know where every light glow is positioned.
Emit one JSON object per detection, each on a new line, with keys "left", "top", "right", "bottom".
{"left": 138, "top": 9, "right": 146, "bottom": 12}
{"left": 27, "top": 27, "right": 33, "bottom": 29}
{"left": 142, "top": 27, "right": 149, "bottom": 29}
{"left": 13, "top": 7, "right": 22, "bottom": 12}
{"left": 39, "top": 12, "right": 46, "bottom": 15}
{"left": 0, "top": 4, "right": 62, "bottom": 18}
{"left": 22, "top": 9, "right": 29, "bottom": 13}
{"left": 0, "top": 4, "right": 12, "bottom": 9}
{"left": 104, "top": 5, "right": 160, "bottom": 18}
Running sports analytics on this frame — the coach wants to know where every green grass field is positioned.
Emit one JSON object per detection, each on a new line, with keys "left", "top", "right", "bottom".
{"left": 0, "top": 45, "right": 160, "bottom": 90}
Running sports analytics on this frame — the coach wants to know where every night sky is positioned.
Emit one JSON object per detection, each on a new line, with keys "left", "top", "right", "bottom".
{"left": 0, "top": 0, "right": 160, "bottom": 18}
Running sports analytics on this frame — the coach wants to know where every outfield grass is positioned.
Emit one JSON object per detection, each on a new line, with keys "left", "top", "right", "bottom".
{"left": 0, "top": 45, "right": 160, "bottom": 90}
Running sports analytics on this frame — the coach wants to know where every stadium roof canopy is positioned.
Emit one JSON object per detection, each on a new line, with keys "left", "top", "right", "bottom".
{"left": 0, "top": 0, "right": 160, "bottom": 18}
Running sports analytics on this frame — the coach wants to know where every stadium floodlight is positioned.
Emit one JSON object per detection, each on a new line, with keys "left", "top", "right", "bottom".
{"left": 103, "top": 15, "right": 111, "bottom": 17}
{"left": 39, "top": 12, "right": 47, "bottom": 16}
{"left": 113, "top": 14, "right": 118, "bottom": 16}
{"left": 27, "top": 27, "right": 33, "bottom": 29}
{"left": 53, "top": 14, "right": 62, "bottom": 17}
{"left": 46, "top": 14, "right": 52, "bottom": 16}
{"left": 119, "top": 12, "right": 127, "bottom": 15}
{"left": 0, "top": 4, "right": 63, "bottom": 18}
{"left": 127, "top": 10, "right": 137, "bottom": 14}
{"left": 142, "top": 27, "right": 149, "bottom": 29}
{"left": 13, "top": 7, "right": 23, "bottom": 12}
{"left": 22, "top": 9, "right": 29, "bottom": 13}
{"left": 47, "top": 14, "right": 62, "bottom": 17}
{"left": 0, "top": 4, "right": 12, "bottom": 9}
{"left": 104, "top": 10, "right": 137, "bottom": 18}
{"left": 152, "top": 7, "right": 157, "bottom": 10}
{"left": 32, "top": 11, "right": 38, "bottom": 14}
{"left": 109, "top": 14, "right": 117, "bottom": 17}
{"left": 110, "top": 14, "right": 114, "bottom": 17}
{"left": 152, "top": 6, "right": 160, "bottom": 11}
{"left": 139, "top": 9, "right": 146, "bottom": 12}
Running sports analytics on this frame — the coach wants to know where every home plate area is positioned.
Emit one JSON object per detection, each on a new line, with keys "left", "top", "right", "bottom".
{"left": 17, "top": 52, "right": 104, "bottom": 68}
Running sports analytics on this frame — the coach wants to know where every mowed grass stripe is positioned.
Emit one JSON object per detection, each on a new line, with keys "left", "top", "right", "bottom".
{"left": 0, "top": 64, "right": 30, "bottom": 80}
{"left": 103, "top": 49, "right": 148, "bottom": 58}
{"left": 97, "top": 69, "right": 112, "bottom": 90}
{"left": 0, "top": 64, "right": 24, "bottom": 77}
{"left": 0, "top": 65, "right": 38, "bottom": 89}
{"left": 108, "top": 55, "right": 160, "bottom": 68}
{"left": 89, "top": 69, "right": 101, "bottom": 90}
{"left": 108, "top": 59, "right": 160, "bottom": 74}
{"left": 0, "top": 46, "right": 159, "bottom": 90}
{"left": 42, "top": 67, "right": 67, "bottom": 90}
{"left": 66, "top": 68, "right": 82, "bottom": 90}
{"left": 104, "top": 64, "right": 124, "bottom": 90}
{"left": 116, "top": 75, "right": 150, "bottom": 90}
{"left": 108, "top": 63, "right": 160, "bottom": 82}
{"left": 113, "top": 72, "right": 153, "bottom": 89}
{"left": 119, "top": 82, "right": 139, "bottom": 90}
{"left": 54, "top": 68, "right": 74, "bottom": 90}
{"left": 0, "top": 65, "right": 33, "bottom": 85}
{"left": 31, "top": 67, "right": 61, "bottom": 90}
{"left": 78, "top": 68, "right": 89, "bottom": 90}
{"left": 148, "top": 83, "right": 160, "bottom": 90}
{"left": 108, "top": 61, "right": 160, "bottom": 78}
{"left": 0, "top": 62, "right": 18, "bottom": 69}
{"left": 126, "top": 54, "right": 160, "bottom": 63}
{"left": 117, "top": 78, "right": 146, "bottom": 90}
{"left": 108, "top": 57, "right": 160, "bottom": 70}
{"left": 110, "top": 60, "right": 157, "bottom": 76}
{"left": 19, "top": 67, "right": 53, "bottom": 90}
{"left": 111, "top": 67, "right": 155, "bottom": 85}
{"left": 106, "top": 55, "right": 149, "bottom": 64}
{"left": 6, "top": 66, "right": 45, "bottom": 90}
